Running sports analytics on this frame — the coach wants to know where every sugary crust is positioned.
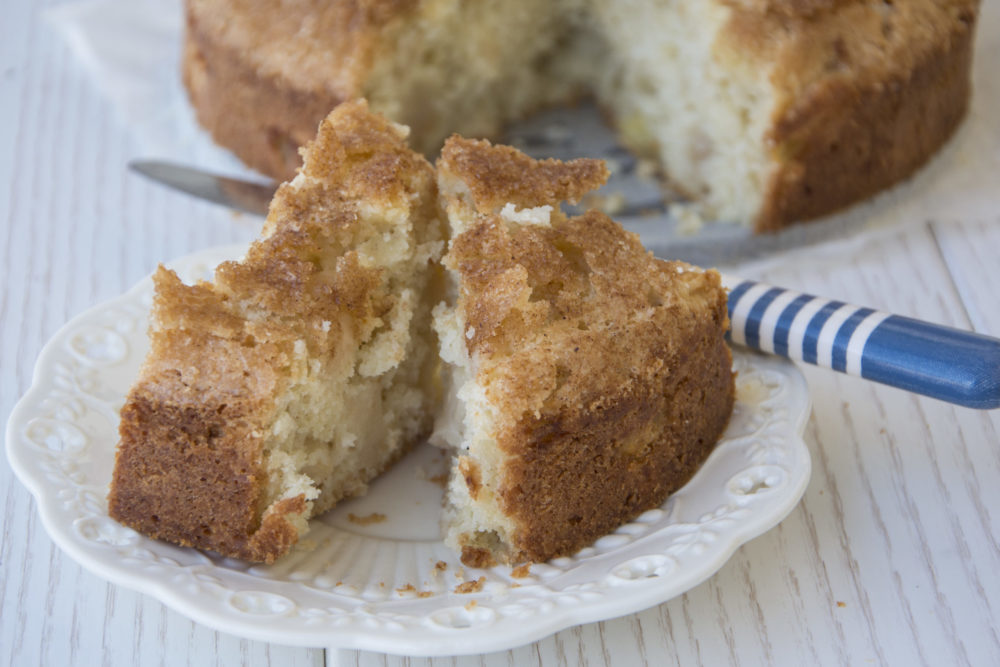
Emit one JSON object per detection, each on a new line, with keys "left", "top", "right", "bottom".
{"left": 501, "top": 297, "right": 734, "bottom": 562}
{"left": 717, "top": 0, "right": 980, "bottom": 230}
{"left": 437, "top": 136, "right": 609, "bottom": 213}
{"left": 108, "top": 101, "right": 435, "bottom": 563}
{"left": 441, "top": 139, "right": 734, "bottom": 563}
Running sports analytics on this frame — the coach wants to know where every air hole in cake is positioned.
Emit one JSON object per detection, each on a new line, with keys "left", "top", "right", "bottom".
{"left": 552, "top": 239, "right": 590, "bottom": 277}
{"left": 528, "top": 280, "right": 564, "bottom": 303}
{"left": 468, "top": 530, "right": 504, "bottom": 555}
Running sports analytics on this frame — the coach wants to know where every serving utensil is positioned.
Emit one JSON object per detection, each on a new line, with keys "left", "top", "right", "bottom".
{"left": 131, "top": 160, "right": 274, "bottom": 216}
{"left": 129, "top": 160, "right": 1000, "bottom": 409}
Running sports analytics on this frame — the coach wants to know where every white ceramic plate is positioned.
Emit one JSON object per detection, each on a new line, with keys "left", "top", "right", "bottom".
{"left": 6, "top": 244, "right": 812, "bottom": 657}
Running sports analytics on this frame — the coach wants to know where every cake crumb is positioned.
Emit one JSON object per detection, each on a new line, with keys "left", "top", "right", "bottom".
{"left": 397, "top": 582, "right": 436, "bottom": 597}
{"left": 454, "top": 577, "right": 486, "bottom": 594}
{"left": 348, "top": 512, "right": 387, "bottom": 525}
{"left": 511, "top": 563, "right": 532, "bottom": 578}
{"left": 454, "top": 568, "right": 466, "bottom": 580}
{"left": 429, "top": 473, "right": 449, "bottom": 488}
{"left": 837, "top": 601, "right": 847, "bottom": 608}
{"left": 465, "top": 600, "right": 478, "bottom": 610}
{"left": 435, "top": 560, "right": 448, "bottom": 571}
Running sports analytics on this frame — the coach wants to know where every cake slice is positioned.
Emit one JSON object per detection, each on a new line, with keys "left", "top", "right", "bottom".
{"left": 433, "top": 137, "right": 735, "bottom": 566}
{"left": 107, "top": 100, "right": 446, "bottom": 563}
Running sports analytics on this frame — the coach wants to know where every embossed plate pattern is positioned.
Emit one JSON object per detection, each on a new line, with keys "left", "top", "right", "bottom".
{"left": 6, "top": 244, "right": 812, "bottom": 656}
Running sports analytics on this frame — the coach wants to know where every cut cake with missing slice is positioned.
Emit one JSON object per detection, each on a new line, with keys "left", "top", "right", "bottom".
{"left": 184, "top": 0, "right": 980, "bottom": 231}
{"left": 107, "top": 100, "right": 446, "bottom": 563}
{"left": 432, "top": 137, "right": 735, "bottom": 567}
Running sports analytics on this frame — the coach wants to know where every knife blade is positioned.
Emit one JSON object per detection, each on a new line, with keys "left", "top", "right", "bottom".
{"left": 129, "top": 160, "right": 276, "bottom": 217}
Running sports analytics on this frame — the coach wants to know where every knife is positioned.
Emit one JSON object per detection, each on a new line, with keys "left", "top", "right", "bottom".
{"left": 130, "top": 160, "right": 1000, "bottom": 409}
{"left": 130, "top": 160, "right": 275, "bottom": 217}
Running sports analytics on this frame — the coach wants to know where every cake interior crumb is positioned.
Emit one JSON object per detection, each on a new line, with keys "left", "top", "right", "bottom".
{"left": 511, "top": 563, "right": 532, "bottom": 578}
{"left": 454, "top": 576, "right": 486, "bottom": 594}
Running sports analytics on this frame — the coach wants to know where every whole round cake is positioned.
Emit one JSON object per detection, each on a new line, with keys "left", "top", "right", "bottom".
{"left": 183, "top": 0, "right": 980, "bottom": 231}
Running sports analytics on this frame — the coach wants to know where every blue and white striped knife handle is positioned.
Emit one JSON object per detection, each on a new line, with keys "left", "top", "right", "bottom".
{"left": 723, "top": 276, "right": 1000, "bottom": 410}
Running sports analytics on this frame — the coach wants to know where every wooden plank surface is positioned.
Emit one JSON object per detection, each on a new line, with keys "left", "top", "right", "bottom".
{"left": 3, "top": 2, "right": 998, "bottom": 666}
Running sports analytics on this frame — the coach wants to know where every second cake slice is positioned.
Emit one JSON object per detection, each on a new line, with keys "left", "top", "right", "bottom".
{"left": 433, "top": 137, "right": 735, "bottom": 567}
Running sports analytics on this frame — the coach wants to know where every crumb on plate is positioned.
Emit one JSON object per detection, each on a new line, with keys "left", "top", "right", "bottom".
{"left": 454, "top": 577, "right": 486, "bottom": 594}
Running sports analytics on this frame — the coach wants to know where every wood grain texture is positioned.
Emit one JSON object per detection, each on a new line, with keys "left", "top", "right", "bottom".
{"left": 3, "top": 2, "right": 999, "bottom": 666}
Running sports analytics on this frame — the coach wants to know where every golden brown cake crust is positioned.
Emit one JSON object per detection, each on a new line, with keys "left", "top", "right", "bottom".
{"left": 108, "top": 101, "right": 435, "bottom": 563}
{"left": 718, "top": 0, "right": 979, "bottom": 230}
{"left": 437, "top": 136, "right": 609, "bottom": 213}
{"left": 441, "top": 137, "right": 734, "bottom": 564}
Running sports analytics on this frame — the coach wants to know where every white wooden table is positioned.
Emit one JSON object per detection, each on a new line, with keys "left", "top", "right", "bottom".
{"left": 3, "top": 2, "right": 999, "bottom": 665}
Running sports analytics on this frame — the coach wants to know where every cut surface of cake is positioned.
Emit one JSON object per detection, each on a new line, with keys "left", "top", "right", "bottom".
{"left": 183, "top": 0, "right": 980, "bottom": 231}
{"left": 432, "top": 137, "right": 735, "bottom": 566}
{"left": 107, "top": 100, "right": 446, "bottom": 563}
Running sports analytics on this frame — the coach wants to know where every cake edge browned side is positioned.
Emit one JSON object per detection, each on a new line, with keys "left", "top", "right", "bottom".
{"left": 108, "top": 383, "right": 306, "bottom": 564}
{"left": 487, "top": 273, "right": 735, "bottom": 566}
{"left": 182, "top": 23, "right": 344, "bottom": 181}
{"left": 754, "top": 4, "right": 978, "bottom": 232}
